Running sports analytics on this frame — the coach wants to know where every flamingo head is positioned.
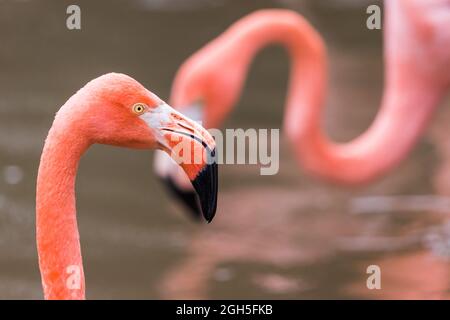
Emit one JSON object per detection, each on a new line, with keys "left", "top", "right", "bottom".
{"left": 151, "top": 35, "right": 250, "bottom": 219}
{"left": 71, "top": 73, "right": 218, "bottom": 222}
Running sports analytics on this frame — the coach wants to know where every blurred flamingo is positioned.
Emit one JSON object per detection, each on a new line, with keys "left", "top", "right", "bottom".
{"left": 36, "top": 73, "right": 218, "bottom": 299}
{"left": 155, "top": 0, "right": 450, "bottom": 217}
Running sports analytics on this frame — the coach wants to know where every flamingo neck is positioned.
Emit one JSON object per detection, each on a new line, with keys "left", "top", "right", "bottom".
{"left": 36, "top": 105, "right": 91, "bottom": 299}
{"left": 224, "top": 10, "right": 443, "bottom": 183}
{"left": 291, "top": 65, "right": 442, "bottom": 183}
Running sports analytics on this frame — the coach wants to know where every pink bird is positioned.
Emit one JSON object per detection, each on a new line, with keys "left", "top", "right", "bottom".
{"left": 36, "top": 73, "right": 218, "bottom": 299}
{"left": 155, "top": 0, "right": 450, "bottom": 217}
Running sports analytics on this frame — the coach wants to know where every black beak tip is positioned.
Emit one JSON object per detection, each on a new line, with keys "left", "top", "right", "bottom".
{"left": 191, "top": 160, "right": 218, "bottom": 223}
{"left": 159, "top": 147, "right": 218, "bottom": 223}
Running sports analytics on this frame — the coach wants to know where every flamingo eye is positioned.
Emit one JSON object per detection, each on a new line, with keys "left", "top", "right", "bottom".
{"left": 132, "top": 103, "right": 147, "bottom": 115}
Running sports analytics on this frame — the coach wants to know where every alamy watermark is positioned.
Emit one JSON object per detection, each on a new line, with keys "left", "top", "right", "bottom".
{"left": 366, "top": 264, "right": 381, "bottom": 290}
{"left": 66, "top": 5, "right": 81, "bottom": 30}
{"left": 366, "top": 4, "right": 381, "bottom": 30}
{"left": 167, "top": 128, "right": 280, "bottom": 176}
{"left": 66, "top": 265, "right": 81, "bottom": 290}
{"left": 65, "top": 4, "right": 381, "bottom": 31}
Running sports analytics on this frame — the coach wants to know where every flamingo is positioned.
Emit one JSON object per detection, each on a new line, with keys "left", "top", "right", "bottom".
{"left": 36, "top": 73, "right": 218, "bottom": 300}
{"left": 155, "top": 0, "right": 450, "bottom": 217}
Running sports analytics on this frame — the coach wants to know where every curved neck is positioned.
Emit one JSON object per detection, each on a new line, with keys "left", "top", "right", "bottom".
{"left": 36, "top": 108, "right": 90, "bottom": 299}
{"left": 292, "top": 66, "right": 442, "bottom": 183}
{"left": 223, "top": 10, "right": 443, "bottom": 183}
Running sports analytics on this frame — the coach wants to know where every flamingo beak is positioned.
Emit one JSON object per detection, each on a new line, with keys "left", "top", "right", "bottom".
{"left": 154, "top": 150, "right": 204, "bottom": 221}
{"left": 141, "top": 103, "right": 218, "bottom": 222}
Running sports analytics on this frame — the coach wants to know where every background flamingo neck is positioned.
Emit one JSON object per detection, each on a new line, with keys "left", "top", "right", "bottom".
{"left": 286, "top": 38, "right": 442, "bottom": 184}
{"left": 297, "top": 77, "right": 441, "bottom": 183}
{"left": 36, "top": 112, "right": 90, "bottom": 299}
{"left": 225, "top": 10, "right": 324, "bottom": 67}
{"left": 227, "top": 10, "right": 442, "bottom": 184}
